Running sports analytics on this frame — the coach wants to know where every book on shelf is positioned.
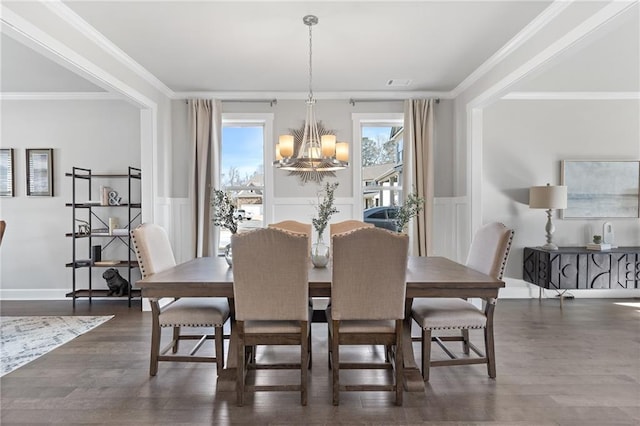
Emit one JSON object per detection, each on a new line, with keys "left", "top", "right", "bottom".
{"left": 586, "top": 243, "right": 615, "bottom": 251}
{"left": 111, "top": 228, "right": 129, "bottom": 236}
{"left": 93, "top": 260, "right": 120, "bottom": 266}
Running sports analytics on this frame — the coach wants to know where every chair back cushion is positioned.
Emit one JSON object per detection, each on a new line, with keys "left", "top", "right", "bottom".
{"left": 330, "top": 220, "right": 373, "bottom": 236}
{"left": 331, "top": 227, "right": 409, "bottom": 320}
{"left": 268, "top": 221, "right": 312, "bottom": 253}
{"left": 465, "top": 222, "right": 514, "bottom": 279}
{"left": 232, "top": 227, "right": 309, "bottom": 321}
{"left": 131, "top": 223, "right": 177, "bottom": 278}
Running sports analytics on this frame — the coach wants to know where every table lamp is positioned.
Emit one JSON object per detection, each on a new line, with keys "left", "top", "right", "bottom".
{"left": 529, "top": 183, "right": 567, "bottom": 250}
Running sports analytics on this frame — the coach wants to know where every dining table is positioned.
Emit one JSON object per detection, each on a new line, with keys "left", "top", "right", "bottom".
{"left": 137, "top": 255, "right": 504, "bottom": 392}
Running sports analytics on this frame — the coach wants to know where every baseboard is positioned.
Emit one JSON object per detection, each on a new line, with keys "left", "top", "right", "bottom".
{"left": 0, "top": 289, "right": 69, "bottom": 300}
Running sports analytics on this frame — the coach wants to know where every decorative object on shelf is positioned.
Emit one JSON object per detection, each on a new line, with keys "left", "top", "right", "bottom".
{"left": 273, "top": 15, "right": 349, "bottom": 184}
{"left": 0, "top": 148, "right": 14, "bottom": 197}
{"left": 108, "top": 217, "right": 119, "bottom": 236}
{"left": 603, "top": 222, "right": 615, "bottom": 244}
{"left": 75, "top": 219, "right": 90, "bottom": 235}
{"left": 102, "top": 268, "right": 130, "bottom": 297}
{"left": 26, "top": 148, "right": 53, "bottom": 197}
{"left": 311, "top": 182, "right": 339, "bottom": 267}
{"left": 586, "top": 243, "right": 612, "bottom": 251}
{"left": 91, "top": 245, "right": 101, "bottom": 262}
{"left": 211, "top": 189, "right": 238, "bottom": 266}
{"left": 561, "top": 160, "right": 640, "bottom": 218}
{"left": 529, "top": 183, "right": 568, "bottom": 250}
{"left": 107, "top": 190, "right": 122, "bottom": 206}
{"left": 100, "top": 186, "right": 112, "bottom": 206}
{"left": 592, "top": 235, "right": 602, "bottom": 244}
{"left": 395, "top": 192, "right": 425, "bottom": 233}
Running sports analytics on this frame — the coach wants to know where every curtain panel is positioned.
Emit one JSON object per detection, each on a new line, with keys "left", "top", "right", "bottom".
{"left": 188, "top": 99, "right": 221, "bottom": 258}
{"left": 403, "top": 99, "right": 435, "bottom": 256}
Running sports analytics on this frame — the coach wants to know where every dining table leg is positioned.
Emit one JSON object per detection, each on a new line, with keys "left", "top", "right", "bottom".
{"left": 402, "top": 297, "right": 426, "bottom": 392}
{"left": 216, "top": 298, "right": 426, "bottom": 392}
{"left": 216, "top": 298, "right": 238, "bottom": 391}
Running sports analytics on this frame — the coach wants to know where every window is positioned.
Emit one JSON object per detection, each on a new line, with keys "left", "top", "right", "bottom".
{"left": 219, "top": 113, "right": 273, "bottom": 254}
{"left": 354, "top": 114, "right": 404, "bottom": 230}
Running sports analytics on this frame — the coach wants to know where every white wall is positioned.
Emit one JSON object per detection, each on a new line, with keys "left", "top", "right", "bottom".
{"left": 0, "top": 100, "right": 141, "bottom": 299}
{"left": 483, "top": 99, "right": 640, "bottom": 297}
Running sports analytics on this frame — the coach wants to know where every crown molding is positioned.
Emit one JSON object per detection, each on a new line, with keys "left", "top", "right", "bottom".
{"left": 172, "top": 90, "right": 452, "bottom": 101}
{"left": 0, "top": 92, "right": 125, "bottom": 101}
{"left": 1, "top": 4, "right": 156, "bottom": 109}
{"left": 43, "top": 0, "right": 175, "bottom": 98}
{"left": 502, "top": 91, "right": 640, "bottom": 100}
{"left": 468, "top": 0, "right": 638, "bottom": 108}
{"left": 450, "top": 0, "right": 573, "bottom": 98}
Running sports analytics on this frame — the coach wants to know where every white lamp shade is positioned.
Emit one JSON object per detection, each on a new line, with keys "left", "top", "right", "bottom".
{"left": 321, "top": 134, "right": 336, "bottom": 157}
{"left": 279, "top": 135, "right": 294, "bottom": 158}
{"left": 529, "top": 184, "right": 568, "bottom": 209}
{"left": 335, "top": 142, "right": 349, "bottom": 162}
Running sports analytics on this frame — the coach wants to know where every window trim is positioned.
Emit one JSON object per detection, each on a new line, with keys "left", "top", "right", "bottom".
{"left": 352, "top": 113, "right": 404, "bottom": 217}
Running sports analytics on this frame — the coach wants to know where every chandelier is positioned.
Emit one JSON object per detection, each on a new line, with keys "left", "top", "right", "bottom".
{"left": 274, "top": 15, "right": 349, "bottom": 182}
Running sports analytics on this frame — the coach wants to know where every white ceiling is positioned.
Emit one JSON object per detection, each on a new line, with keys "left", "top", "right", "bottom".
{"left": 1, "top": 1, "right": 638, "bottom": 96}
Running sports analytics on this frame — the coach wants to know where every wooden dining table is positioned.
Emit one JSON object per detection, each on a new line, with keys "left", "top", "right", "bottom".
{"left": 137, "top": 255, "right": 504, "bottom": 392}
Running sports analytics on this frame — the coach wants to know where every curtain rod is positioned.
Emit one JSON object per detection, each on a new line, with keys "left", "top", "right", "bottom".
{"left": 349, "top": 98, "right": 440, "bottom": 106}
{"left": 185, "top": 99, "right": 277, "bottom": 106}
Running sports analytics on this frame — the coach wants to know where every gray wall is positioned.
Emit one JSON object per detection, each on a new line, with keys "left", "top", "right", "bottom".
{"left": 483, "top": 99, "right": 640, "bottom": 291}
{"left": 169, "top": 99, "right": 455, "bottom": 199}
{"left": 0, "top": 100, "right": 141, "bottom": 298}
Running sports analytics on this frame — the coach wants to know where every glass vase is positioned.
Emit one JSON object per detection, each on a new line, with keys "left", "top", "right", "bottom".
{"left": 224, "top": 243, "right": 233, "bottom": 267}
{"left": 311, "top": 235, "right": 330, "bottom": 268}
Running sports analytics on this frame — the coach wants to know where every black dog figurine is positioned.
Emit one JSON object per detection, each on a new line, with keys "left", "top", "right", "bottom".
{"left": 102, "top": 268, "right": 130, "bottom": 297}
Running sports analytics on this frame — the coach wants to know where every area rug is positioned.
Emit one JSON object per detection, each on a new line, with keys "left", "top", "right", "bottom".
{"left": 0, "top": 315, "right": 113, "bottom": 377}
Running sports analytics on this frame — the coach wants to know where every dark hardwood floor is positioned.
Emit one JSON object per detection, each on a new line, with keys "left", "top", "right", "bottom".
{"left": 1, "top": 298, "right": 639, "bottom": 425}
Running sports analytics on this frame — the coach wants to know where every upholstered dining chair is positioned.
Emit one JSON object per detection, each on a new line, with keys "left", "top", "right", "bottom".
{"left": 0, "top": 220, "right": 5, "bottom": 247}
{"left": 268, "top": 220, "right": 312, "bottom": 252}
{"left": 328, "top": 227, "right": 409, "bottom": 406}
{"left": 411, "top": 222, "right": 514, "bottom": 381}
{"left": 131, "top": 223, "right": 230, "bottom": 376}
{"left": 329, "top": 219, "right": 373, "bottom": 236}
{"left": 232, "top": 227, "right": 311, "bottom": 406}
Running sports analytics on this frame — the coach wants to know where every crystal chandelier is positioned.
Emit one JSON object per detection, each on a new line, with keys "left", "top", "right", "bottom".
{"left": 274, "top": 15, "right": 349, "bottom": 182}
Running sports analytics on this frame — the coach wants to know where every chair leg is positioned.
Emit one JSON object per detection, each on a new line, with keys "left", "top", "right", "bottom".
{"left": 395, "top": 320, "right": 403, "bottom": 406}
{"left": 172, "top": 326, "right": 180, "bottom": 353}
{"left": 236, "top": 322, "right": 245, "bottom": 407}
{"left": 421, "top": 328, "right": 432, "bottom": 381}
{"left": 301, "top": 321, "right": 309, "bottom": 406}
{"left": 150, "top": 323, "right": 161, "bottom": 376}
{"left": 331, "top": 320, "right": 340, "bottom": 406}
{"left": 215, "top": 325, "right": 224, "bottom": 374}
{"left": 485, "top": 325, "right": 496, "bottom": 378}
{"left": 308, "top": 322, "right": 312, "bottom": 370}
{"left": 462, "top": 329, "right": 470, "bottom": 355}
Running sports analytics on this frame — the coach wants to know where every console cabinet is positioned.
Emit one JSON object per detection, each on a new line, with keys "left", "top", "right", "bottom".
{"left": 523, "top": 246, "right": 640, "bottom": 290}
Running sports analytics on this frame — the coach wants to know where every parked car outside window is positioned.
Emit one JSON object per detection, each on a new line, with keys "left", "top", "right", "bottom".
{"left": 363, "top": 206, "right": 399, "bottom": 231}
{"left": 233, "top": 209, "right": 253, "bottom": 220}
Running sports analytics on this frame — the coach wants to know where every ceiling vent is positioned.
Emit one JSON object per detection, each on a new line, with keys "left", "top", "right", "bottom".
{"left": 386, "top": 79, "right": 412, "bottom": 87}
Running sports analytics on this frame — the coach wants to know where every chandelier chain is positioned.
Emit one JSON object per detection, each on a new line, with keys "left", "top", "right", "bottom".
{"left": 308, "top": 21, "right": 313, "bottom": 101}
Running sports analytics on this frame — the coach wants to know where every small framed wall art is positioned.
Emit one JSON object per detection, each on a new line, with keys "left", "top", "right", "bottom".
{"left": 561, "top": 160, "right": 640, "bottom": 218}
{"left": 0, "top": 148, "right": 14, "bottom": 197}
{"left": 26, "top": 148, "right": 54, "bottom": 197}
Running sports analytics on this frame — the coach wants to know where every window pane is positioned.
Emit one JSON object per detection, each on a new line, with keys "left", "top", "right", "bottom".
{"left": 219, "top": 125, "right": 264, "bottom": 253}
{"left": 361, "top": 124, "right": 403, "bottom": 232}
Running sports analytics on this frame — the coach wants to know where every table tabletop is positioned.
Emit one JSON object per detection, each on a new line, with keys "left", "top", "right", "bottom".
{"left": 137, "top": 255, "right": 504, "bottom": 298}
